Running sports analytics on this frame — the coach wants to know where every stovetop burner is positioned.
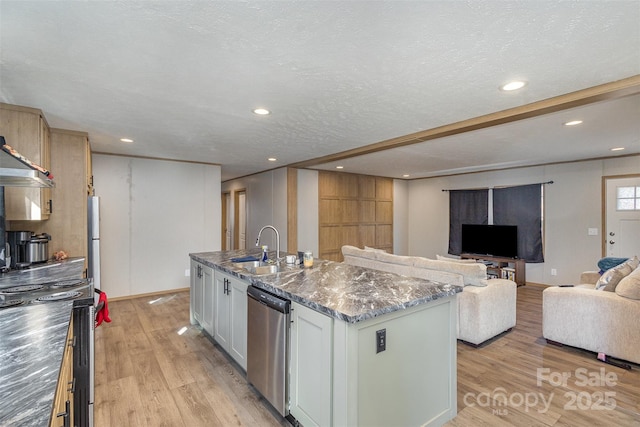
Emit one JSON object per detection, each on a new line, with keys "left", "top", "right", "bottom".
{"left": 35, "top": 291, "right": 83, "bottom": 302}
{"left": 50, "top": 279, "right": 86, "bottom": 289}
{"left": 0, "top": 299, "right": 26, "bottom": 308}
{"left": 0, "top": 284, "right": 45, "bottom": 294}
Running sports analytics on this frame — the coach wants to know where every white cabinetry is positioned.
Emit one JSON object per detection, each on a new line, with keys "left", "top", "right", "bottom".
{"left": 289, "top": 302, "right": 333, "bottom": 427}
{"left": 189, "top": 260, "right": 215, "bottom": 335}
{"left": 290, "top": 296, "right": 458, "bottom": 427}
{"left": 214, "top": 270, "right": 248, "bottom": 370}
{"left": 190, "top": 259, "right": 203, "bottom": 325}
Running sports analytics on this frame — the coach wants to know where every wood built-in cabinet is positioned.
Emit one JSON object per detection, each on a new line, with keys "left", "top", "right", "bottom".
{"left": 460, "top": 253, "right": 526, "bottom": 286}
{"left": 50, "top": 317, "right": 74, "bottom": 427}
{"left": 10, "top": 128, "right": 93, "bottom": 263}
{"left": 0, "top": 103, "right": 52, "bottom": 220}
{"left": 318, "top": 171, "right": 393, "bottom": 261}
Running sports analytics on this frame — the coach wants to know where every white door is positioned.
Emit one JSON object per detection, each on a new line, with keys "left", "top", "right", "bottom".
{"left": 238, "top": 192, "right": 246, "bottom": 249}
{"left": 605, "top": 176, "right": 640, "bottom": 257}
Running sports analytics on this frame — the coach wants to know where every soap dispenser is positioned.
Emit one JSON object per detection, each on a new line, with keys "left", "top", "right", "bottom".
{"left": 261, "top": 245, "right": 269, "bottom": 262}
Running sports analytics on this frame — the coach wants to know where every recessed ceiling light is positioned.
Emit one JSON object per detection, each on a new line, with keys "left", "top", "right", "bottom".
{"left": 402, "top": 174, "right": 410, "bottom": 178}
{"left": 268, "top": 157, "right": 277, "bottom": 162}
{"left": 253, "top": 108, "right": 270, "bottom": 115}
{"left": 564, "top": 120, "right": 583, "bottom": 126}
{"left": 611, "top": 147, "right": 625, "bottom": 152}
{"left": 120, "top": 138, "right": 134, "bottom": 143}
{"left": 336, "top": 166, "right": 344, "bottom": 169}
{"left": 500, "top": 80, "right": 527, "bottom": 91}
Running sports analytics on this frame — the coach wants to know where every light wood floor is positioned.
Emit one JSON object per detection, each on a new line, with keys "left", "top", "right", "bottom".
{"left": 95, "top": 286, "right": 640, "bottom": 426}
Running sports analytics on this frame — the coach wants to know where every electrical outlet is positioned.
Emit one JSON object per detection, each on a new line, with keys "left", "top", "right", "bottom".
{"left": 376, "top": 329, "right": 386, "bottom": 353}
{"left": 185, "top": 269, "right": 190, "bottom": 277}
{"left": 551, "top": 268, "right": 557, "bottom": 276}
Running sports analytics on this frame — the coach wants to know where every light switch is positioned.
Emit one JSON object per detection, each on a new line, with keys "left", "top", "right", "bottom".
{"left": 588, "top": 228, "right": 598, "bottom": 236}
{"left": 376, "top": 329, "right": 386, "bottom": 353}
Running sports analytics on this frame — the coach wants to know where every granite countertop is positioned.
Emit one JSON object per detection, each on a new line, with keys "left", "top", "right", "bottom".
{"left": 0, "top": 258, "right": 86, "bottom": 426}
{"left": 0, "top": 257, "right": 85, "bottom": 288}
{"left": 190, "top": 249, "right": 462, "bottom": 323}
{"left": 0, "top": 301, "right": 74, "bottom": 426}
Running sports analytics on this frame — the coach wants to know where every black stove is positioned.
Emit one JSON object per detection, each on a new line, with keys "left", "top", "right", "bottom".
{"left": 0, "top": 278, "right": 93, "bottom": 309}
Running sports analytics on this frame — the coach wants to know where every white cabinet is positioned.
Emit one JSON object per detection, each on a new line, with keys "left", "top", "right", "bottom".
{"left": 201, "top": 266, "right": 214, "bottom": 335}
{"left": 190, "top": 260, "right": 215, "bottom": 335}
{"left": 190, "top": 259, "right": 203, "bottom": 325}
{"left": 214, "top": 270, "right": 248, "bottom": 370}
{"left": 289, "top": 302, "right": 333, "bottom": 427}
{"left": 290, "top": 296, "right": 458, "bottom": 427}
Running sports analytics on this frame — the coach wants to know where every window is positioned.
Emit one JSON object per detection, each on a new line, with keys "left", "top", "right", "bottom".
{"left": 617, "top": 186, "right": 640, "bottom": 211}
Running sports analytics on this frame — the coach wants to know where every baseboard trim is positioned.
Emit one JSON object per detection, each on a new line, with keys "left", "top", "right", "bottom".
{"left": 108, "top": 287, "right": 189, "bottom": 302}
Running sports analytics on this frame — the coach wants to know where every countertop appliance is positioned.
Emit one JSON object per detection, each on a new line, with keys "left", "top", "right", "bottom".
{"left": 27, "top": 233, "right": 51, "bottom": 264}
{"left": 7, "top": 230, "right": 33, "bottom": 269}
{"left": 246, "top": 285, "right": 290, "bottom": 417}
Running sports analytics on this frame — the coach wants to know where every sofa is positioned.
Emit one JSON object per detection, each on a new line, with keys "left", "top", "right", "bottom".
{"left": 341, "top": 246, "right": 517, "bottom": 346}
{"left": 542, "top": 256, "right": 640, "bottom": 365}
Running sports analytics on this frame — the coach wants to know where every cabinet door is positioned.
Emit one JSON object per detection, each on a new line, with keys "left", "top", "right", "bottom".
{"left": 1, "top": 104, "right": 52, "bottom": 220}
{"left": 214, "top": 272, "right": 231, "bottom": 349}
{"left": 190, "top": 260, "right": 203, "bottom": 325}
{"left": 290, "top": 302, "right": 333, "bottom": 427}
{"left": 200, "top": 266, "right": 215, "bottom": 335}
{"left": 228, "top": 276, "right": 248, "bottom": 370}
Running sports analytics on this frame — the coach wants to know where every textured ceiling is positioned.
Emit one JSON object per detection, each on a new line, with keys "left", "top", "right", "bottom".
{"left": 1, "top": 1, "right": 639, "bottom": 181}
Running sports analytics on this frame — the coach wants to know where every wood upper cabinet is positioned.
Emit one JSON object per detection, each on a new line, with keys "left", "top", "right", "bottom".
{"left": 10, "top": 128, "right": 92, "bottom": 262}
{"left": 0, "top": 103, "right": 52, "bottom": 220}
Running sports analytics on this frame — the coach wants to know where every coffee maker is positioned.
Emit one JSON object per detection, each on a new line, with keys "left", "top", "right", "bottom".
{"left": 7, "top": 231, "right": 32, "bottom": 269}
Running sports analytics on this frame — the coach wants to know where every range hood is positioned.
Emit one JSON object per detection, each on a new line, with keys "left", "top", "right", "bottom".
{"left": 0, "top": 136, "right": 55, "bottom": 188}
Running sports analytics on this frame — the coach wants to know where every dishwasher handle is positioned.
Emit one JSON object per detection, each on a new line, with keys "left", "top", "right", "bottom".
{"left": 247, "top": 286, "right": 290, "bottom": 314}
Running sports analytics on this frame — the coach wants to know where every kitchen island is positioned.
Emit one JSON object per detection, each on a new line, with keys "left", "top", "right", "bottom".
{"left": 190, "top": 249, "right": 462, "bottom": 427}
{"left": 0, "top": 258, "right": 87, "bottom": 426}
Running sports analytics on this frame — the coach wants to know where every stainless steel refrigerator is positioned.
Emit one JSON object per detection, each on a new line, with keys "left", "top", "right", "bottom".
{"left": 88, "top": 196, "right": 101, "bottom": 290}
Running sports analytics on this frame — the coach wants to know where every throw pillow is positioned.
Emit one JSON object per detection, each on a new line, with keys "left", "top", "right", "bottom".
{"left": 595, "top": 256, "right": 638, "bottom": 292}
{"left": 436, "top": 254, "right": 477, "bottom": 263}
{"left": 615, "top": 266, "right": 640, "bottom": 300}
{"left": 597, "top": 257, "right": 629, "bottom": 272}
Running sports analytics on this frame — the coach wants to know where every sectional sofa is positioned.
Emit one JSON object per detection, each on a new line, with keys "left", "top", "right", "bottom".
{"left": 542, "top": 256, "right": 640, "bottom": 365}
{"left": 341, "top": 245, "right": 517, "bottom": 346}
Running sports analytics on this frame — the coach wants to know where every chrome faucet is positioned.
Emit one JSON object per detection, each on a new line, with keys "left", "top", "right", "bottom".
{"left": 255, "top": 225, "right": 281, "bottom": 262}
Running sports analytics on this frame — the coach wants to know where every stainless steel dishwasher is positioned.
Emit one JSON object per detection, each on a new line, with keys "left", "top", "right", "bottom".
{"left": 246, "top": 285, "right": 291, "bottom": 416}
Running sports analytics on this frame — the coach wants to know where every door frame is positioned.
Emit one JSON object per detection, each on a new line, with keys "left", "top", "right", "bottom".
{"left": 601, "top": 173, "right": 640, "bottom": 256}
{"left": 221, "top": 191, "right": 230, "bottom": 250}
{"left": 233, "top": 188, "right": 247, "bottom": 250}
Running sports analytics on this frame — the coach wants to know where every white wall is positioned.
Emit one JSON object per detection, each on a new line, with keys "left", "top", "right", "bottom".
{"left": 222, "top": 168, "right": 288, "bottom": 254}
{"left": 407, "top": 155, "right": 640, "bottom": 285}
{"left": 93, "top": 154, "right": 220, "bottom": 298}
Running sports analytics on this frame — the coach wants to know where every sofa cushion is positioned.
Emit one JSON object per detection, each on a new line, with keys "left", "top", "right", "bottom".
{"left": 615, "top": 266, "right": 640, "bottom": 300}
{"left": 595, "top": 256, "right": 638, "bottom": 292}
{"left": 364, "top": 246, "right": 387, "bottom": 253}
{"left": 436, "top": 254, "right": 477, "bottom": 263}
{"left": 413, "top": 257, "right": 488, "bottom": 287}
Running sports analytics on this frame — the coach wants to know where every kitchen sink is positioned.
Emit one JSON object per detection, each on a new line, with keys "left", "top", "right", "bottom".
{"left": 232, "top": 260, "right": 300, "bottom": 276}
{"left": 245, "top": 264, "right": 282, "bottom": 275}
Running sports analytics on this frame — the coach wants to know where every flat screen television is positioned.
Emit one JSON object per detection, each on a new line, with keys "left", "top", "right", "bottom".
{"left": 461, "top": 224, "right": 518, "bottom": 258}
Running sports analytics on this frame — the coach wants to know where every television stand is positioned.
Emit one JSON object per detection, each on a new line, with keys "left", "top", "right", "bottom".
{"left": 460, "top": 253, "right": 526, "bottom": 286}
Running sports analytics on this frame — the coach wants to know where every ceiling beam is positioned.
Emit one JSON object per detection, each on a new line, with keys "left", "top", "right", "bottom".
{"left": 290, "top": 74, "right": 640, "bottom": 169}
